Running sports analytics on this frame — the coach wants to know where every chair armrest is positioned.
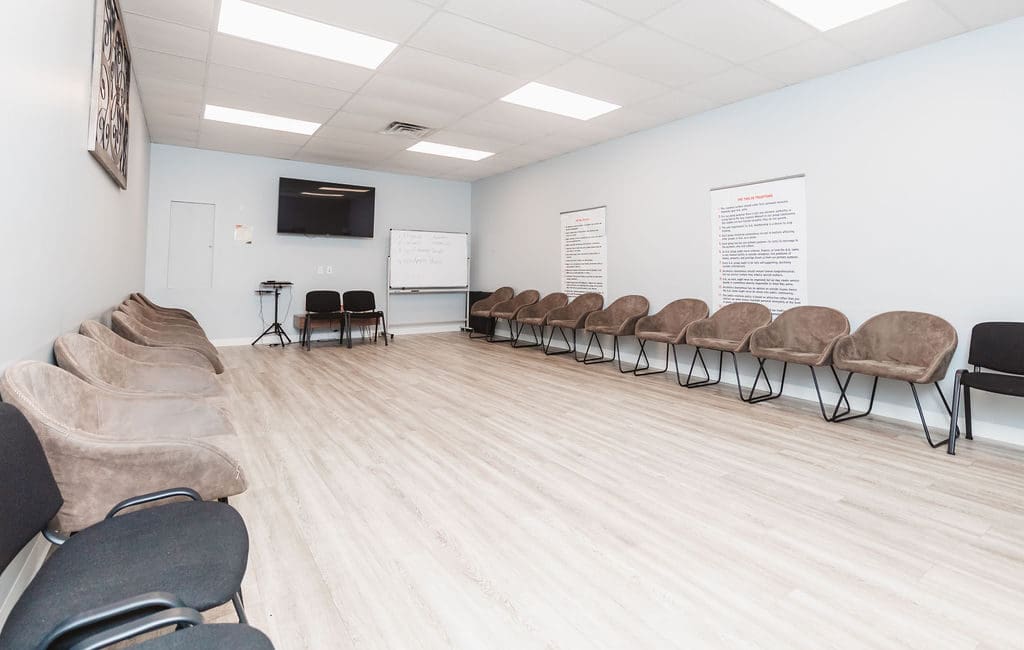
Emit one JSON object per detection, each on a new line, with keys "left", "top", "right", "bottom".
{"left": 618, "top": 313, "right": 646, "bottom": 336}
{"left": 106, "top": 487, "right": 201, "bottom": 519}
{"left": 38, "top": 592, "right": 185, "bottom": 649}
{"left": 65, "top": 608, "right": 203, "bottom": 650}
{"left": 634, "top": 315, "right": 657, "bottom": 333}
{"left": 747, "top": 325, "right": 772, "bottom": 355}
{"left": 685, "top": 318, "right": 715, "bottom": 342}
{"left": 920, "top": 339, "right": 959, "bottom": 384}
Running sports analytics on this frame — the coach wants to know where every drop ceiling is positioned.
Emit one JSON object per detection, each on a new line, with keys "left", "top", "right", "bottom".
{"left": 124, "top": 0, "right": 1024, "bottom": 182}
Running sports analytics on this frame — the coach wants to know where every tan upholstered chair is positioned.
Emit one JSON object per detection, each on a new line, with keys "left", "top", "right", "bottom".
{"left": 468, "top": 287, "right": 514, "bottom": 339}
{"left": 0, "top": 362, "right": 246, "bottom": 532}
{"left": 112, "top": 311, "right": 225, "bottom": 374}
{"left": 55, "top": 334, "right": 222, "bottom": 397}
{"left": 832, "top": 311, "right": 959, "bottom": 447}
{"left": 633, "top": 299, "right": 709, "bottom": 382}
{"left": 747, "top": 306, "right": 850, "bottom": 417}
{"left": 119, "top": 300, "right": 207, "bottom": 337}
{"left": 131, "top": 292, "right": 199, "bottom": 323}
{"left": 580, "top": 295, "right": 650, "bottom": 371}
{"left": 512, "top": 292, "right": 568, "bottom": 349}
{"left": 80, "top": 320, "right": 216, "bottom": 372}
{"left": 488, "top": 290, "right": 540, "bottom": 344}
{"left": 126, "top": 298, "right": 207, "bottom": 335}
{"left": 544, "top": 293, "right": 604, "bottom": 356}
{"left": 683, "top": 302, "right": 772, "bottom": 396}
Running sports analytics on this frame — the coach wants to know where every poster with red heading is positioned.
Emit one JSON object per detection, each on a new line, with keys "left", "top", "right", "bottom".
{"left": 560, "top": 207, "right": 607, "bottom": 299}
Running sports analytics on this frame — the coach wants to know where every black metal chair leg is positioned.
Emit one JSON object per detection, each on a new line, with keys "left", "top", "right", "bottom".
{"left": 469, "top": 317, "right": 494, "bottom": 340}
{"left": 635, "top": 340, "right": 670, "bottom": 377}
{"left": 514, "top": 324, "right": 543, "bottom": 349}
{"left": 948, "top": 375, "right": 964, "bottom": 455}
{"left": 909, "top": 382, "right": 951, "bottom": 448}
{"left": 617, "top": 337, "right": 639, "bottom": 373}
{"left": 685, "top": 349, "right": 723, "bottom": 388}
{"left": 738, "top": 358, "right": 787, "bottom": 404}
{"left": 809, "top": 365, "right": 848, "bottom": 421}
{"left": 381, "top": 314, "right": 389, "bottom": 346}
{"left": 232, "top": 592, "right": 248, "bottom": 624}
{"left": 545, "top": 327, "right": 575, "bottom": 355}
{"left": 581, "top": 332, "right": 613, "bottom": 364}
{"left": 830, "top": 373, "right": 879, "bottom": 423}
{"left": 963, "top": 386, "right": 973, "bottom": 439}
{"left": 487, "top": 318, "right": 514, "bottom": 343}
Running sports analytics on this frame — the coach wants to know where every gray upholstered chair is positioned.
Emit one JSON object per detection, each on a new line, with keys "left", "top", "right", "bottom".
{"left": 512, "top": 292, "right": 569, "bottom": 349}
{"left": 113, "top": 311, "right": 225, "bottom": 374}
{"left": 488, "top": 290, "right": 540, "bottom": 344}
{"left": 684, "top": 302, "right": 773, "bottom": 396}
{"left": 55, "top": 334, "right": 222, "bottom": 397}
{"left": 633, "top": 299, "right": 709, "bottom": 381}
{"left": 119, "top": 300, "right": 207, "bottom": 337}
{"left": 832, "top": 311, "right": 959, "bottom": 447}
{"left": 468, "top": 287, "right": 514, "bottom": 339}
{"left": 544, "top": 293, "right": 604, "bottom": 356}
{"left": 131, "top": 292, "right": 199, "bottom": 323}
{"left": 747, "top": 306, "right": 851, "bottom": 417}
{"left": 80, "top": 319, "right": 216, "bottom": 372}
{"left": 580, "top": 295, "right": 650, "bottom": 371}
{"left": 0, "top": 361, "right": 246, "bottom": 532}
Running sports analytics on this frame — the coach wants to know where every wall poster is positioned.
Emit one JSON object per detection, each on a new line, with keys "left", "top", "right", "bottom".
{"left": 560, "top": 206, "right": 607, "bottom": 299}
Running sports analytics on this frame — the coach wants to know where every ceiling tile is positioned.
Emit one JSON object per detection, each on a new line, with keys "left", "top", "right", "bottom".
{"left": 299, "top": 138, "right": 400, "bottom": 162}
{"left": 408, "top": 12, "right": 573, "bottom": 77}
{"left": 648, "top": 0, "right": 818, "bottom": 63}
{"left": 141, "top": 94, "right": 204, "bottom": 121}
{"left": 199, "top": 120, "right": 312, "bottom": 147}
{"left": 444, "top": 115, "right": 547, "bottom": 145}
{"left": 291, "top": 151, "right": 380, "bottom": 169}
{"left": 359, "top": 75, "right": 490, "bottom": 116}
{"left": 149, "top": 130, "right": 200, "bottom": 147}
{"left": 121, "top": 0, "right": 214, "bottom": 29}
{"left": 443, "top": 0, "right": 631, "bottom": 52}
{"left": 385, "top": 150, "right": 473, "bottom": 175}
{"left": 584, "top": 0, "right": 681, "bottom": 21}
{"left": 307, "top": 126, "right": 412, "bottom": 153}
{"left": 932, "top": 0, "right": 1024, "bottom": 29}
{"left": 137, "top": 76, "right": 205, "bottom": 106}
{"left": 464, "top": 101, "right": 582, "bottom": 139}
{"left": 322, "top": 112, "right": 393, "bottom": 132}
{"left": 682, "top": 66, "right": 784, "bottom": 105}
{"left": 631, "top": 90, "right": 719, "bottom": 120}
{"left": 376, "top": 47, "right": 525, "bottom": 99}
{"left": 204, "top": 87, "right": 337, "bottom": 124}
{"left": 123, "top": 13, "right": 209, "bottom": 60}
{"left": 421, "top": 129, "right": 519, "bottom": 153}
{"left": 583, "top": 107, "right": 672, "bottom": 137}
{"left": 585, "top": 25, "right": 733, "bottom": 87}
{"left": 146, "top": 111, "right": 202, "bottom": 133}
{"left": 196, "top": 139, "right": 304, "bottom": 160}
{"left": 206, "top": 64, "right": 352, "bottom": 109}
{"left": 252, "top": 0, "right": 436, "bottom": 43}
{"left": 132, "top": 49, "right": 207, "bottom": 84}
{"left": 507, "top": 133, "right": 594, "bottom": 160}
{"left": 537, "top": 58, "right": 671, "bottom": 106}
{"left": 824, "top": 0, "right": 966, "bottom": 61}
{"left": 340, "top": 94, "right": 464, "bottom": 130}
{"left": 209, "top": 34, "right": 375, "bottom": 92}
{"left": 745, "top": 38, "right": 862, "bottom": 85}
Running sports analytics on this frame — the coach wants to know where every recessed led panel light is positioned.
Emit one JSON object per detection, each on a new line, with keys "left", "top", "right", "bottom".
{"left": 500, "top": 82, "right": 620, "bottom": 121}
{"left": 204, "top": 104, "right": 321, "bottom": 135}
{"left": 218, "top": 0, "right": 397, "bottom": 69}
{"left": 407, "top": 142, "right": 494, "bottom": 162}
{"left": 766, "top": 0, "right": 910, "bottom": 31}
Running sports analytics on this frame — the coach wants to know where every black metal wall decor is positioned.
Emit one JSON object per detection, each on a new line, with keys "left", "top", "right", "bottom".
{"left": 88, "top": 0, "right": 132, "bottom": 189}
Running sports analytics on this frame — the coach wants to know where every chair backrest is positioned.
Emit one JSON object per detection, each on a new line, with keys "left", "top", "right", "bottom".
{"left": 306, "top": 290, "right": 341, "bottom": 313}
{"left": 652, "top": 299, "right": 710, "bottom": 333}
{"left": 605, "top": 295, "right": 650, "bottom": 319}
{"left": 567, "top": 292, "right": 604, "bottom": 316}
{"left": 54, "top": 334, "right": 132, "bottom": 388}
{"left": 854, "top": 311, "right": 957, "bottom": 367}
{"left": 343, "top": 290, "right": 376, "bottom": 312}
{"left": 709, "top": 302, "right": 773, "bottom": 341}
{"left": 0, "top": 403, "right": 63, "bottom": 572}
{"left": 770, "top": 306, "right": 850, "bottom": 352}
{"left": 968, "top": 322, "right": 1024, "bottom": 375}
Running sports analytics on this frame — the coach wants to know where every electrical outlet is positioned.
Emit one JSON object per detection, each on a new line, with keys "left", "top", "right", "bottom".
{"left": 316, "top": 265, "right": 324, "bottom": 275}
{"left": 326, "top": 266, "right": 333, "bottom": 274}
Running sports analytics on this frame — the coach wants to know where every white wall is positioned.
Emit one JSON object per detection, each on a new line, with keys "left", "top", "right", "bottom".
{"left": 0, "top": 0, "right": 151, "bottom": 625}
{"left": 145, "top": 146, "right": 472, "bottom": 343}
{"left": 471, "top": 18, "right": 1024, "bottom": 447}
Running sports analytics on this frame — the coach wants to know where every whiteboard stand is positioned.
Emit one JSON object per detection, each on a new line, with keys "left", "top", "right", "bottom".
{"left": 385, "top": 229, "right": 473, "bottom": 335}
{"left": 385, "top": 257, "right": 472, "bottom": 333}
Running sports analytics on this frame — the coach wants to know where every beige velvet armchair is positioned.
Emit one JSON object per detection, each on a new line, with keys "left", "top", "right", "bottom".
{"left": 55, "top": 334, "right": 222, "bottom": 397}
{"left": 512, "top": 292, "right": 568, "bottom": 349}
{"left": 488, "top": 290, "right": 540, "bottom": 344}
{"left": 131, "top": 292, "right": 199, "bottom": 323}
{"left": 746, "top": 306, "right": 851, "bottom": 418}
{"left": 119, "top": 300, "right": 207, "bottom": 338}
{"left": 0, "top": 362, "right": 246, "bottom": 533}
{"left": 633, "top": 298, "right": 709, "bottom": 382}
{"left": 831, "top": 311, "right": 959, "bottom": 447}
{"left": 80, "top": 319, "right": 216, "bottom": 372}
{"left": 683, "top": 302, "right": 772, "bottom": 396}
{"left": 469, "top": 287, "right": 514, "bottom": 339}
{"left": 544, "top": 293, "right": 604, "bottom": 357}
{"left": 112, "top": 311, "right": 225, "bottom": 374}
{"left": 580, "top": 295, "right": 650, "bottom": 371}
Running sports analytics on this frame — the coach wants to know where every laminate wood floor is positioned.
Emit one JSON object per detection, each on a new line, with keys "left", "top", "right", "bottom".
{"left": 215, "top": 333, "right": 1024, "bottom": 649}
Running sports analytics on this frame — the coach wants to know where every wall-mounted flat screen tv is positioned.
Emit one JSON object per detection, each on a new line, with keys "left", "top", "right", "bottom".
{"left": 277, "top": 177, "right": 375, "bottom": 238}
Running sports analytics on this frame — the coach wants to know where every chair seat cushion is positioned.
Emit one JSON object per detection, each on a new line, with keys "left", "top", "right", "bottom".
{"left": 962, "top": 372, "right": 1024, "bottom": 397}
{"left": 688, "top": 336, "right": 744, "bottom": 352}
{"left": 751, "top": 346, "right": 824, "bottom": 366}
{"left": 134, "top": 624, "right": 274, "bottom": 649}
{"left": 834, "top": 358, "right": 927, "bottom": 383}
{"left": 490, "top": 310, "right": 517, "bottom": 319}
{"left": 470, "top": 309, "right": 493, "bottom": 318}
{"left": 0, "top": 502, "right": 248, "bottom": 649}
{"left": 586, "top": 324, "right": 625, "bottom": 336}
{"left": 636, "top": 329, "right": 680, "bottom": 344}
{"left": 517, "top": 316, "right": 546, "bottom": 326}
{"left": 548, "top": 318, "right": 580, "bottom": 329}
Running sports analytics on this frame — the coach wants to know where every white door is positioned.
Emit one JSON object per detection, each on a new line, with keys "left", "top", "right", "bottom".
{"left": 167, "top": 201, "right": 215, "bottom": 289}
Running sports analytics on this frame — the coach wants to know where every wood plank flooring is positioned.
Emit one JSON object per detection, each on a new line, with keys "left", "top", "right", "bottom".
{"left": 215, "top": 333, "right": 1024, "bottom": 649}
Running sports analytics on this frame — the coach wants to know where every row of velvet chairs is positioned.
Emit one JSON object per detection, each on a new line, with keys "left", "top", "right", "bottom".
{"left": 0, "top": 295, "right": 273, "bottom": 648}
{"left": 471, "top": 289, "right": 981, "bottom": 453}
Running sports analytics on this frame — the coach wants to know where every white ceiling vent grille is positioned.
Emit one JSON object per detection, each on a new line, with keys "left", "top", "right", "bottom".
{"left": 379, "top": 121, "right": 434, "bottom": 138}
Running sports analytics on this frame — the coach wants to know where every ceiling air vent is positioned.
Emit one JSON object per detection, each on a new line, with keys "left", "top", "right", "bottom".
{"left": 379, "top": 121, "right": 434, "bottom": 138}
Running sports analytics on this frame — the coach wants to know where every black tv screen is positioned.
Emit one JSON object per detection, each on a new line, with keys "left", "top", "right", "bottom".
{"left": 277, "top": 178, "right": 375, "bottom": 237}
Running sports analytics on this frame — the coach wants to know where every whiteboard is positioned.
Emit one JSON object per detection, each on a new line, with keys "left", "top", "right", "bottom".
{"left": 388, "top": 229, "right": 469, "bottom": 289}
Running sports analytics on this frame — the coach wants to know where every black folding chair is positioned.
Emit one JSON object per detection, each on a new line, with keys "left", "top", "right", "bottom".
{"left": 948, "top": 322, "right": 1024, "bottom": 454}
{"left": 342, "top": 290, "right": 388, "bottom": 348}
{"left": 302, "top": 290, "right": 345, "bottom": 350}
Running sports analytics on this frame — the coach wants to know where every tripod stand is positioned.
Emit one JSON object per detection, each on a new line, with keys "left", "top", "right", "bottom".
{"left": 252, "top": 282, "right": 293, "bottom": 346}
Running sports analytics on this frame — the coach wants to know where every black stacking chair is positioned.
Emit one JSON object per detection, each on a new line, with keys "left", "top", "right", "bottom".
{"left": 342, "top": 290, "right": 388, "bottom": 348}
{"left": 0, "top": 403, "right": 271, "bottom": 649}
{"left": 948, "top": 322, "right": 1024, "bottom": 454}
{"left": 302, "top": 290, "right": 344, "bottom": 350}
